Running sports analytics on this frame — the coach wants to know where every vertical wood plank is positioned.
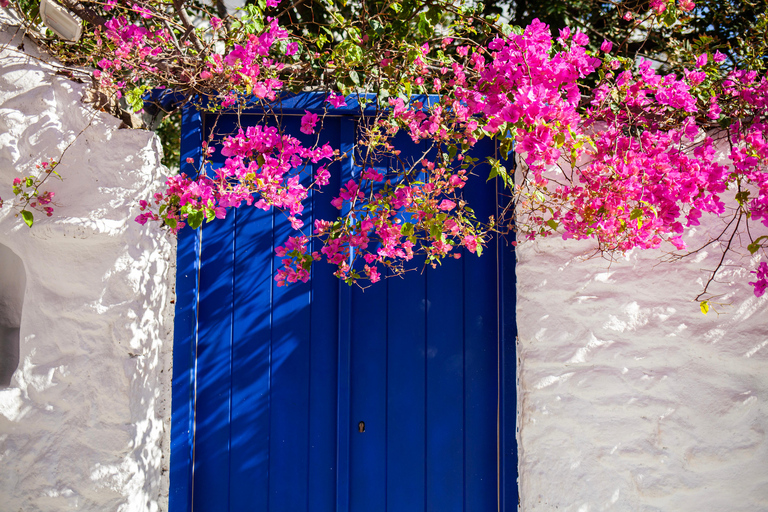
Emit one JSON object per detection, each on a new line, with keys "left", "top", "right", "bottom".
{"left": 230, "top": 204, "right": 274, "bottom": 511}
{"left": 347, "top": 123, "right": 388, "bottom": 512}
{"left": 268, "top": 215, "right": 312, "bottom": 511}
{"left": 307, "top": 118, "right": 342, "bottom": 512}
{"left": 269, "top": 115, "right": 313, "bottom": 512}
{"left": 387, "top": 267, "right": 427, "bottom": 512}
{"left": 193, "top": 213, "right": 235, "bottom": 511}
{"left": 463, "top": 138, "right": 499, "bottom": 512}
{"left": 349, "top": 281, "right": 388, "bottom": 512}
{"left": 336, "top": 116, "right": 357, "bottom": 512}
{"left": 425, "top": 259, "right": 465, "bottom": 512}
{"left": 170, "top": 105, "right": 203, "bottom": 512}
{"left": 498, "top": 147, "right": 518, "bottom": 512}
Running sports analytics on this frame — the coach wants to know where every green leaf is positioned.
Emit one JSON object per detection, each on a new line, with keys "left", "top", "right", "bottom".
{"left": 349, "top": 70, "right": 360, "bottom": 85}
{"left": 663, "top": 10, "right": 678, "bottom": 26}
{"left": 331, "top": 11, "right": 345, "bottom": 25}
{"left": 346, "top": 27, "right": 362, "bottom": 43}
{"left": 748, "top": 242, "right": 760, "bottom": 254}
{"left": 546, "top": 219, "right": 559, "bottom": 230}
{"left": 488, "top": 158, "right": 512, "bottom": 188}
{"left": 165, "top": 218, "right": 178, "bottom": 230}
{"left": 417, "top": 13, "right": 431, "bottom": 38}
{"left": 700, "top": 301, "right": 709, "bottom": 315}
{"left": 370, "top": 19, "right": 384, "bottom": 35}
{"left": 21, "top": 210, "right": 33, "bottom": 227}
{"left": 126, "top": 85, "right": 149, "bottom": 113}
{"left": 735, "top": 190, "right": 751, "bottom": 205}
{"left": 186, "top": 209, "right": 204, "bottom": 229}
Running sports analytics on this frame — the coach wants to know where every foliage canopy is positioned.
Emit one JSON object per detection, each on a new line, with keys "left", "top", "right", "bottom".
{"left": 1, "top": 0, "right": 767, "bottom": 305}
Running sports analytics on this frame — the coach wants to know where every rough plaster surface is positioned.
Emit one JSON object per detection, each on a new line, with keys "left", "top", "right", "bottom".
{"left": 0, "top": 18, "right": 174, "bottom": 512}
{"left": 516, "top": 169, "right": 768, "bottom": 508}
{"left": 2, "top": 10, "right": 767, "bottom": 512}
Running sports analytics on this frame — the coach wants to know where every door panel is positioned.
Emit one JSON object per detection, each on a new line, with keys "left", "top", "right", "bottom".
{"left": 230, "top": 205, "right": 273, "bottom": 510}
{"left": 170, "top": 98, "right": 516, "bottom": 512}
{"left": 349, "top": 281, "right": 387, "bottom": 510}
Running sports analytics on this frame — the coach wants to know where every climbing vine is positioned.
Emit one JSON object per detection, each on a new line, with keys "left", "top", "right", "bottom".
{"left": 1, "top": 0, "right": 767, "bottom": 304}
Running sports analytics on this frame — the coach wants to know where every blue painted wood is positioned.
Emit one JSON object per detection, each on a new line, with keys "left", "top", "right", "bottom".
{"left": 269, "top": 219, "right": 313, "bottom": 510}
{"left": 172, "top": 93, "right": 517, "bottom": 512}
{"left": 426, "top": 258, "right": 465, "bottom": 512}
{"left": 193, "top": 213, "right": 235, "bottom": 511}
{"left": 463, "top": 136, "right": 499, "bottom": 512}
{"left": 499, "top": 147, "right": 519, "bottom": 512}
{"left": 169, "top": 105, "right": 202, "bottom": 512}
{"left": 230, "top": 204, "right": 273, "bottom": 510}
{"left": 307, "top": 118, "right": 343, "bottom": 512}
{"left": 169, "top": 224, "right": 197, "bottom": 512}
{"left": 335, "top": 116, "right": 356, "bottom": 512}
{"left": 387, "top": 263, "right": 428, "bottom": 512}
{"left": 349, "top": 283, "right": 388, "bottom": 512}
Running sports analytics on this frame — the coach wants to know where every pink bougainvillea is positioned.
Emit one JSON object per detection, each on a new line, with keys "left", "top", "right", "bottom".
{"left": 6, "top": 0, "right": 767, "bottom": 300}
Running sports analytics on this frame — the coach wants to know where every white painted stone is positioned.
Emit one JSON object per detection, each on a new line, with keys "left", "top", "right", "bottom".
{"left": 2, "top": 7, "right": 767, "bottom": 511}
{"left": 516, "top": 154, "right": 768, "bottom": 510}
{"left": 0, "top": 15, "right": 174, "bottom": 512}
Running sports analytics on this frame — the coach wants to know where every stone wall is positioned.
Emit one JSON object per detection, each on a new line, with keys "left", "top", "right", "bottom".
{"left": 0, "top": 18, "right": 174, "bottom": 512}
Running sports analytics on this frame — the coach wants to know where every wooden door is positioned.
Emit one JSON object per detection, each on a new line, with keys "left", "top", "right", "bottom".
{"left": 170, "top": 95, "right": 517, "bottom": 512}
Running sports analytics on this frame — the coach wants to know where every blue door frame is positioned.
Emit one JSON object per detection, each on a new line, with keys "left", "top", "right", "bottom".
{"left": 170, "top": 94, "right": 517, "bottom": 512}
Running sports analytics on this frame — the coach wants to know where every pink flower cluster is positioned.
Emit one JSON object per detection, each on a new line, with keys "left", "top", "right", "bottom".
{"left": 93, "top": 15, "right": 168, "bottom": 94}
{"left": 90, "top": 3, "right": 295, "bottom": 106}
{"left": 219, "top": 17, "right": 290, "bottom": 100}
{"left": 8, "top": 160, "right": 60, "bottom": 225}
{"left": 301, "top": 155, "right": 482, "bottom": 285}
{"left": 118, "top": 3, "right": 766, "bottom": 295}
{"left": 138, "top": 125, "right": 336, "bottom": 236}
{"left": 366, "top": 16, "right": 767, "bottom": 294}
{"left": 749, "top": 261, "right": 768, "bottom": 297}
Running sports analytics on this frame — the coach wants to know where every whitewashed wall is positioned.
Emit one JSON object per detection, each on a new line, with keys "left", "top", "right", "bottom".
{"left": 2, "top": 10, "right": 767, "bottom": 512}
{"left": 0, "top": 17, "right": 174, "bottom": 512}
{"left": 516, "top": 168, "right": 768, "bottom": 508}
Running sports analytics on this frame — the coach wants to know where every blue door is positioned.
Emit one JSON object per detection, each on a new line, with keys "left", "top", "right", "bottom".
{"left": 170, "top": 94, "right": 517, "bottom": 512}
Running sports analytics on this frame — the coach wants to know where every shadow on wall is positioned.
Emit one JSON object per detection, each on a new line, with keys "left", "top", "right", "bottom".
{"left": 0, "top": 243, "right": 25, "bottom": 387}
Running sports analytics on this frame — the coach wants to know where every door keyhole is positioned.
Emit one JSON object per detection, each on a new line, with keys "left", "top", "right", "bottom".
{"left": 358, "top": 421, "right": 365, "bottom": 433}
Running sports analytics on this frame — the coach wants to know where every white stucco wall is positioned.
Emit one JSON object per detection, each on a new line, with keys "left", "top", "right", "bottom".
{"left": 0, "top": 17, "right": 174, "bottom": 512}
{"left": 2, "top": 9, "right": 767, "bottom": 512}
{"left": 516, "top": 168, "right": 768, "bottom": 508}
